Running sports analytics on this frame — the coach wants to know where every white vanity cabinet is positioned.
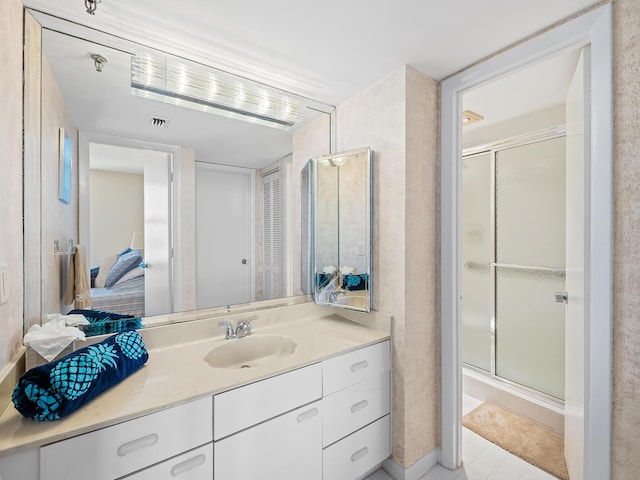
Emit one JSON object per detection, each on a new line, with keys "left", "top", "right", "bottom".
{"left": 322, "top": 340, "right": 392, "bottom": 479}
{"left": 213, "top": 363, "right": 323, "bottom": 480}
{"left": 40, "top": 396, "right": 212, "bottom": 480}
{"left": 0, "top": 339, "right": 392, "bottom": 480}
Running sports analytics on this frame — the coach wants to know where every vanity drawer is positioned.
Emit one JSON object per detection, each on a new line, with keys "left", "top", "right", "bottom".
{"left": 122, "top": 443, "right": 213, "bottom": 480}
{"left": 40, "top": 397, "right": 212, "bottom": 480}
{"left": 214, "top": 363, "right": 322, "bottom": 440}
{"left": 322, "top": 340, "right": 391, "bottom": 395}
{"left": 323, "top": 414, "right": 391, "bottom": 480}
{"left": 322, "top": 371, "right": 391, "bottom": 447}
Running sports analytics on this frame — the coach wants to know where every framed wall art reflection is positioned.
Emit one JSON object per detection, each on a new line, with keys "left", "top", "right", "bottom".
{"left": 58, "top": 127, "right": 72, "bottom": 204}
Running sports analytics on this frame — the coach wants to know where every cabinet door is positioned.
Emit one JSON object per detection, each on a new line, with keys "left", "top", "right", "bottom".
{"left": 124, "top": 444, "right": 212, "bottom": 480}
{"left": 215, "top": 401, "right": 322, "bottom": 480}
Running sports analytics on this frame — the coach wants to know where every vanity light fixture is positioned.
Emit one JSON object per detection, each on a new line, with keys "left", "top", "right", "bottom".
{"left": 90, "top": 53, "right": 107, "bottom": 72}
{"left": 85, "top": 0, "right": 101, "bottom": 15}
{"left": 462, "top": 109, "right": 484, "bottom": 126}
{"left": 329, "top": 156, "right": 347, "bottom": 167}
{"left": 130, "top": 53, "right": 304, "bottom": 130}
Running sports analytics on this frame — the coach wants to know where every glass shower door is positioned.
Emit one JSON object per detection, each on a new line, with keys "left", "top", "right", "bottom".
{"left": 494, "top": 137, "right": 566, "bottom": 399}
{"left": 461, "top": 152, "right": 492, "bottom": 372}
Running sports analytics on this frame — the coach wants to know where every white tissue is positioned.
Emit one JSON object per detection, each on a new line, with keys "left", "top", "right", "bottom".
{"left": 24, "top": 316, "right": 88, "bottom": 362}
{"left": 323, "top": 265, "right": 337, "bottom": 275}
{"left": 340, "top": 265, "right": 355, "bottom": 275}
{"left": 44, "top": 312, "right": 90, "bottom": 327}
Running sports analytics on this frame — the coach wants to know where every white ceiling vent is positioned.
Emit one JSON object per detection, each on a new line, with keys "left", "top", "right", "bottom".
{"left": 148, "top": 116, "right": 170, "bottom": 128}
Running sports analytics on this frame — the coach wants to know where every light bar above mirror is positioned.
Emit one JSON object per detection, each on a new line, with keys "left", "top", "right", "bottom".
{"left": 131, "top": 53, "right": 305, "bottom": 130}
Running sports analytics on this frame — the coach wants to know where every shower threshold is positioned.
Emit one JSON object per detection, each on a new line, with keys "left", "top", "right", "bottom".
{"left": 463, "top": 365, "right": 565, "bottom": 436}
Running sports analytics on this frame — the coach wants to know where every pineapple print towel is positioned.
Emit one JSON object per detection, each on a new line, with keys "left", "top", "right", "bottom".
{"left": 12, "top": 331, "right": 148, "bottom": 421}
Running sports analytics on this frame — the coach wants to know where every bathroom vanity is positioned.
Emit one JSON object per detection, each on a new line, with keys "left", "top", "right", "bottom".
{"left": 0, "top": 307, "right": 391, "bottom": 480}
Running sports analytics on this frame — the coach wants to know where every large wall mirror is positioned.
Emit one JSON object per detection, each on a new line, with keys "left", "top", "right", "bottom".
{"left": 24, "top": 9, "right": 335, "bottom": 333}
{"left": 312, "top": 148, "right": 372, "bottom": 312}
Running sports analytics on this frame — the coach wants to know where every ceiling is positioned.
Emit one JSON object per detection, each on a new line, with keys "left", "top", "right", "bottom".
{"left": 26, "top": 0, "right": 602, "bottom": 170}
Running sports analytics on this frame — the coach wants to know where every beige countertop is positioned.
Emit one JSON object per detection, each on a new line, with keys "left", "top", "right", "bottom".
{"left": 0, "top": 310, "right": 390, "bottom": 457}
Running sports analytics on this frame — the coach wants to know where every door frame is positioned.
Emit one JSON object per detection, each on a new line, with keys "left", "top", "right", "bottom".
{"left": 78, "top": 131, "right": 181, "bottom": 311}
{"left": 440, "top": 4, "right": 612, "bottom": 478}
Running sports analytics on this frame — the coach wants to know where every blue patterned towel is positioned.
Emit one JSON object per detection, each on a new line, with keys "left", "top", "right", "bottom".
{"left": 69, "top": 309, "right": 142, "bottom": 337}
{"left": 12, "top": 331, "right": 148, "bottom": 421}
{"left": 342, "top": 274, "right": 369, "bottom": 291}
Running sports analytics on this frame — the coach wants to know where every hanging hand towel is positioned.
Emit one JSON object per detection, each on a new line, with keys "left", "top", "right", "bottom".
{"left": 12, "top": 331, "right": 148, "bottom": 421}
{"left": 64, "top": 245, "right": 92, "bottom": 309}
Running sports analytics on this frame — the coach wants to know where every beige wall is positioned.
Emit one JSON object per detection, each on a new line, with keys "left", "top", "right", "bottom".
{"left": 40, "top": 56, "right": 79, "bottom": 315}
{"left": 336, "top": 65, "right": 439, "bottom": 468}
{"left": 89, "top": 170, "right": 144, "bottom": 266}
{"left": 612, "top": 0, "right": 640, "bottom": 477}
{"left": 0, "top": 0, "right": 24, "bottom": 374}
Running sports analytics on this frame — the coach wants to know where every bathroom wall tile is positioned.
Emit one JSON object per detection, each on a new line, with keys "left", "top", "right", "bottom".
{"left": 500, "top": 391, "right": 519, "bottom": 413}
{"left": 464, "top": 376, "right": 488, "bottom": 402}
{"left": 487, "top": 385, "right": 503, "bottom": 405}
{"left": 517, "top": 397, "right": 538, "bottom": 422}
{"left": 553, "top": 413, "right": 565, "bottom": 436}
{"left": 535, "top": 405, "right": 556, "bottom": 432}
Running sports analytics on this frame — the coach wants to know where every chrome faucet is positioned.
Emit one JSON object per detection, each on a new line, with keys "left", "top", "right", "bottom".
{"left": 218, "top": 320, "right": 236, "bottom": 339}
{"left": 218, "top": 316, "right": 255, "bottom": 339}
{"left": 329, "top": 289, "right": 347, "bottom": 303}
{"left": 235, "top": 317, "right": 254, "bottom": 338}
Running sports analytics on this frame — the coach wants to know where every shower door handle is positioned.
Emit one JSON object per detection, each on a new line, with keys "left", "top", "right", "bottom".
{"left": 554, "top": 291, "right": 568, "bottom": 304}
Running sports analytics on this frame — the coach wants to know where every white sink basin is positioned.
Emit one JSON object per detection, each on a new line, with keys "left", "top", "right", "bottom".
{"left": 205, "top": 334, "right": 297, "bottom": 369}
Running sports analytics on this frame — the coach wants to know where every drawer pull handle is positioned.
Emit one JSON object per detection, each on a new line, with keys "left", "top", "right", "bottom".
{"left": 117, "top": 433, "right": 159, "bottom": 457}
{"left": 297, "top": 407, "right": 319, "bottom": 423}
{"left": 351, "top": 446, "right": 369, "bottom": 462}
{"left": 171, "top": 454, "right": 206, "bottom": 477}
{"left": 351, "top": 400, "right": 369, "bottom": 413}
{"left": 351, "top": 360, "right": 369, "bottom": 372}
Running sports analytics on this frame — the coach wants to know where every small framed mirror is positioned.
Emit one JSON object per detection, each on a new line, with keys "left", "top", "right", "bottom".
{"left": 311, "top": 148, "right": 372, "bottom": 312}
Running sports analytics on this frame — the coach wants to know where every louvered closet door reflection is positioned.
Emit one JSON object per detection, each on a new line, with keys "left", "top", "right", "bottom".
{"left": 262, "top": 171, "right": 281, "bottom": 300}
{"left": 495, "top": 137, "right": 566, "bottom": 400}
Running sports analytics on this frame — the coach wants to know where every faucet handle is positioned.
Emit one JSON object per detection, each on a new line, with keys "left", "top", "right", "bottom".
{"left": 235, "top": 317, "right": 255, "bottom": 338}
{"left": 218, "top": 320, "right": 235, "bottom": 339}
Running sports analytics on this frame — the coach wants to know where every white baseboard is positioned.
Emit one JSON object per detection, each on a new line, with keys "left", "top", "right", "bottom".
{"left": 383, "top": 449, "right": 439, "bottom": 480}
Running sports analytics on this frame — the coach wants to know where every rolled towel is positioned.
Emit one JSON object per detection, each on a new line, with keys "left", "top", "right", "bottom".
{"left": 12, "top": 331, "right": 148, "bottom": 421}
{"left": 69, "top": 309, "right": 142, "bottom": 337}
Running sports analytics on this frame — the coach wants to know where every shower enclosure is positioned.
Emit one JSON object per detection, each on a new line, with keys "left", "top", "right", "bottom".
{"left": 462, "top": 128, "right": 567, "bottom": 401}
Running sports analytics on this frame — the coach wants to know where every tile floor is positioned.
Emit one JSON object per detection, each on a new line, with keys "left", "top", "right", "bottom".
{"left": 364, "top": 395, "right": 559, "bottom": 480}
